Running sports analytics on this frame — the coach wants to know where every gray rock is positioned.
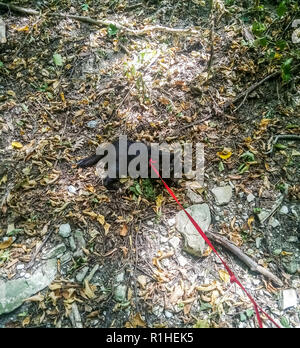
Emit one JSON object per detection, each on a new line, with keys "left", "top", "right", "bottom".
{"left": 246, "top": 193, "right": 255, "bottom": 203}
{"left": 269, "top": 217, "right": 280, "bottom": 228}
{"left": 186, "top": 188, "right": 203, "bottom": 204}
{"left": 69, "top": 236, "right": 77, "bottom": 251}
{"left": 279, "top": 206, "right": 289, "bottom": 214}
{"left": 284, "top": 261, "right": 298, "bottom": 274}
{"left": 59, "top": 223, "right": 71, "bottom": 238}
{"left": 86, "top": 120, "right": 99, "bottom": 129}
{"left": 257, "top": 210, "right": 270, "bottom": 224}
{"left": 85, "top": 264, "right": 99, "bottom": 283}
{"left": 115, "top": 271, "right": 125, "bottom": 284}
{"left": 169, "top": 236, "right": 181, "bottom": 250}
{"left": 280, "top": 289, "right": 298, "bottom": 310}
{"left": 177, "top": 255, "right": 188, "bottom": 267}
{"left": 67, "top": 185, "right": 77, "bottom": 194}
{"left": 76, "top": 266, "right": 90, "bottom": 282}
{"left": 211, "top": 186, "right": 233, "bottom": 205}
{"left": 0, "top": 258, "right": 57, "bottom": 315}
{"left": 60, "top": 251, "right": 72, "bottom": 265}
{"left": 42, "top": 243, "right": 66, "bottom": 259}
{"left": 69, "top": 302, "right": 83, "bottom": 328}
{"left": 0, "top": 19, "right": 6, "bottom": 44}
{"left": 74, "top": 229, "right": 86, "bottom": 249}
{"left": 114, "top": 284, "right": 127, "bottom": 302}
{"left": 176, "top": 204, "right": 211, "bottom": 257}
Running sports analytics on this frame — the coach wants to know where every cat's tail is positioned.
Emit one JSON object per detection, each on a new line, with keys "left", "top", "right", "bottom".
{"left": 77, "top": 154, "right": 103, "bottom": 168}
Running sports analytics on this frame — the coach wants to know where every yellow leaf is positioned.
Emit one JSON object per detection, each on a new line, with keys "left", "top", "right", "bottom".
{"left": 274, "top": 52, "right": 282, "bottom": 59}
{"left": 156, "top": 194, "right": 164, "bottom": 209}
{"left": 104, "top": 223, "right": 110, "bottom": 235}
{"left": 22, "top": 316, "right": 31, "bottom": 327}
{"left": 247, "top": 216, "right": 255, "bottom": 231}
{"left": 16, "top": 25, "right": 29, "bottom": 32}
{"left": 281, "top": 251, "right": 293, "bottom": 256}
{"left": 60, "top": 92, "right": 65, "bottom": 102}
{"left": 84, "top": 279, "right": 96, "bottom": 299}
{"left": 219, "top": 269, "right": 230, "bottom": 283}
{"left": 12, "top": 141, "right": 23, "bottom": 149}
{"left": 217, "top": 148, "right": 232, "bottom": 160}
{"left": 97, "top": 214, "right": 105, "bottom": 225}
{"left": 0, "top": 174, "right": 7, "bottom": 185}
{"left": 0, "top": 237, "right": 13, "bottom": 250}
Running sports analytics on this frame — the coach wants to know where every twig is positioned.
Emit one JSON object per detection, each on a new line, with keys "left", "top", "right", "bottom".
{"left": 224, "top": 62, "right": 300, "bottom": 110}
{"left": 0, "top": 2, "right": 199, "bottom": 37}
{"left": 265, "top": 134, "right": 300, "bottom": 155}
{"left": 206, "top": 230, "right": 283, "bottom": 287}
{"left": 224, "top": 70, "right": 280, "bottom": 109}
{"left": 25, "top": 228, "right": 54, "bottom": 270}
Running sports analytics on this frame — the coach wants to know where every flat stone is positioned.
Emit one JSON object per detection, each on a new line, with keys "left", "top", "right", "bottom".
{"left": 169, "top": 236, "right": 181, "bottom": 249}
{"left": 114, "top": 284, "right": 127, "bottom": 302}
{"left": 175, "top": 204, "right": 211, "bottom": 257}
{"left": 0, "top": 258, "right": 57, "bottom": 315}
{"left": 86, "top": 120, "right": 99, "bottom": 129}
{"left": 59, "top": 223, "right": 71, "bottom": 238}
{"left": 280, "top": 289, "right": 298, "bottom": 310}
{"left": 279, "top": 205, "right": 289, "bottom": 215}
{"left": 76, "top": 266, "right": 89, "bottom": 282}
{"left": 211, "top": 186, "right": 232, "bottom": 205}
{"left": 186, "top": 188, "right": 203, "bottom": 204}
{"left": 42, "top": 243, "right": 66, "bottom": 259}
{"left": 247, "top": 193, "right": 255, "bottom": 203}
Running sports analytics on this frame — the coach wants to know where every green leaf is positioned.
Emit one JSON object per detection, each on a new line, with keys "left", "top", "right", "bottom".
{"left": 193, "top": 319, "right": 210, "bottom": 328}
{"left": 281, "top": 58, "right": 293, "bottom": 82}
{"left": 277, "top": 1, "right": 287, "bottom": 18}
{"left": 274, "top": 143, "right": 287, "bottom": 150}
{"left": 53, "top": 53, "right": 63, "bottom": 66}
{"left": 81, "top": 3, "right": 89, "bottom": 11}
{"left": 240, "top": 312, "right": 247, "bottom": 322}
{"left": 218, "top": 161, "right": 224, "bottom": 172}
{"left": 280, "top": 316, "right": 290, "bottom": 328}
{"left": 0, "top": 61, "right": 3, "bottom": 68}
{"left": 240, "top": 151, "right": 255, "bottom": 162}
{"left": 238, "top": 163, "right": 249, "bottom": 174}
{"left": 108, "top": 24, "right": 118, "bottom": 37}
{"left": 252, "top": 22, "right": 266, "bottom": 37}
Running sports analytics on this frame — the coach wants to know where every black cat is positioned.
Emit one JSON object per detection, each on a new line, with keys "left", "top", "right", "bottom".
{"left": 77, "top": 139, "right": 175, "bottom": 189}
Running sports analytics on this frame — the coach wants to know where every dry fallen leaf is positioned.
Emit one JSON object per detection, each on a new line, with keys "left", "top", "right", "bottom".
{"left": 137, "top": 275, "right": 147, "bottom": 289}
{"left": 0, "top": 237, "right": 13, "bottom": 250}
{"left": 120, "top": 223, "right": 128, "bottom": 237}
{"left": 219, "top": 269, "right": 230, "bottom": 283}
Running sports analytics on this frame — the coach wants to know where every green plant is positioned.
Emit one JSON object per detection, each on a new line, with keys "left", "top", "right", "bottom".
{"left": 107, "top": 24, "right": 118, "bottom": 37}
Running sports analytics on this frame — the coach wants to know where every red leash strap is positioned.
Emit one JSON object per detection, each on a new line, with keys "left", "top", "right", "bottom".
{"left": 150, "top": 159, "right": 281, "bottom": 328}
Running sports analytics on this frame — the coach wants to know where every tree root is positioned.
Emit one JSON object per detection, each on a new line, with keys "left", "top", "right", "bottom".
{"left": 0, "top": 2, "right": 199, "bottom": 36}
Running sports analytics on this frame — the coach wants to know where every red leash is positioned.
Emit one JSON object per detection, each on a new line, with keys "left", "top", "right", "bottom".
{"left": 150, "top": 159, "right": 280, "bottom": 328}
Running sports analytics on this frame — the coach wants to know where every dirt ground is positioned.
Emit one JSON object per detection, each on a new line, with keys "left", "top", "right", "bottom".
{"left": 0, "top": 0, "right": 299, "bottom": 328}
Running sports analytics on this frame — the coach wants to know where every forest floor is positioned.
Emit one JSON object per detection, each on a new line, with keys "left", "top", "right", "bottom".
{"left": 0, "top": 0, "right": 299, "bottom": 328}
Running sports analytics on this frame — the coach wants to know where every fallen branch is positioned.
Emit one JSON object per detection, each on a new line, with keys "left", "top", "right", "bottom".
{"left": 224, "top": 70, "right": 280, "bottom": 110}
{"left": 206, "top": 230, "right": 283, "bottom": 287}
{"left": 224, "top": 63, "right": 300, "bottom": 110}
{"left": 265, "top": 134, "right": 300, "bottom": 154}
{"left": 0, "top": 2, "right": 199, "bottom": 36}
